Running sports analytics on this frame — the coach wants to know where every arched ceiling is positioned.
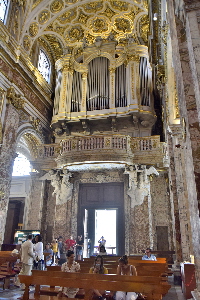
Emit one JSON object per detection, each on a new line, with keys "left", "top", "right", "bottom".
{"left": 21, "top": 0, "right": 149, "bottom": 62}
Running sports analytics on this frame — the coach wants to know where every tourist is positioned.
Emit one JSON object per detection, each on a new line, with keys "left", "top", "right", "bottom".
{"left": 142, "top": 248, "right": 157, "bottom": 261}
{"left": 33, "top": 234, "right": 44, "bottom": 270}
{"left": 43, "top": 243, "right": 53, "bottom": 267}
{"left": 89, "top": 255, "right": 108, "bottom": 300}
{"left": 76, "top": 235, "right": 84, "bottom": 260}
{"left": 57, "top": 250, "right": 80, "bottom": 298}
{"left": 116, "top": 255, "right": 137, "bottom": 300}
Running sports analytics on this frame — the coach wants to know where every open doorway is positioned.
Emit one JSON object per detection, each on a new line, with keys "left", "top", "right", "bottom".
{"left": 94, "top": 209, "right": 116, "bottom": 255}
{"left": 78, "top": 182, "right": 125, "bottom": 256}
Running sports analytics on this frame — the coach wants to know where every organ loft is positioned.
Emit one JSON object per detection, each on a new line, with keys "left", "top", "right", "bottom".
{"left": 1, "top": 0, "right": 200, "bottom": 298}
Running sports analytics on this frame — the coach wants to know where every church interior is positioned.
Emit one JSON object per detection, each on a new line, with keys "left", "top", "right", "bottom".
{"left": 1, "top": 0, "right": 200, "bottom": 298}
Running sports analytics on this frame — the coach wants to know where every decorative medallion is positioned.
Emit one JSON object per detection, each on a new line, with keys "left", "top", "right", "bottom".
{"left": 66, "top": 26, "right": 84, "bottom": 42}
{"left": 114, "top": 17, "right": 131, "bottom": 33}
{"left": 58, "top": 9, "right": 77, "bottom": 24}
{"left": 50, "top": 0, "right": 64, "bottom": 13}
{"left": 29, "top": 22, "right": 39, "bottom": 37}
{"left": 23, "top": 35, "right": 31, "bottom": 51}
{"left": 89, "top": 17, "right": 109, "bottom": 34}
{"left": 38, "top": 10, "right": 50, "bottom": 25}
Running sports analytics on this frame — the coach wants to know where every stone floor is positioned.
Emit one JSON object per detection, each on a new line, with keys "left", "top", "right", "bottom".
{"left": 0, "top": 277, "right": 189, "bottom": 300}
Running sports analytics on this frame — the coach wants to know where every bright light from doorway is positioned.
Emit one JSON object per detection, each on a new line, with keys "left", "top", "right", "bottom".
{"left": 94, "top": 209, "right": 116, "bottom": 255}
{"left": 12, "top": 153, "right": 31, "bottom": 176}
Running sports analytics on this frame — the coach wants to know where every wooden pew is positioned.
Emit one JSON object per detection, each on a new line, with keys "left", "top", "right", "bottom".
{"left": 47, "top": 261, "right": 170, "bottom": 277}
{"left": 19, "top": 272, "right": 171, "bottom": 300}
{"left": 0, "top": 251, "right": 19, "bottom": 289}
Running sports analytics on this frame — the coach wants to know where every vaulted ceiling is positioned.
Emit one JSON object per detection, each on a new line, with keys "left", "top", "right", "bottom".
{"left": 19, "top": 0, "right": 149, "bottom": 62}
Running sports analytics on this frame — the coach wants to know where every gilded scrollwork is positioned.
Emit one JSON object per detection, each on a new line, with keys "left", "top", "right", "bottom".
{"left": 38, "top": 10, "right": 50, "bottom": 25}
{"left": 23, "top": 35, "right": 31, "bottom": 51}
{"left": 58, "top": 9, "right": 77, "bottom": 24}
{"left": 114, "top": 17, "right": 131, "bottom": 33}
{"left": 50, "top": 0, "right": 64, "bottom": 13}
{"left": 139, "top": 14, "right": 149, "bottom": 44}
{"left": 90, "top": 17, "right": 108, "bottom": 33}
{"left": 83, "top": 1, "right": 103, "bottom": 13}
{"left": 6, "top": 87, "right": 25, "bottom": 110}
{"left": 29, "top": 22, "right": 39, "bottom": 37}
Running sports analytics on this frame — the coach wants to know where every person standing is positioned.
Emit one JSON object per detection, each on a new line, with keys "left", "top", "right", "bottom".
{"left": 76, "top": 235, "right": 84, "bottom": 260}
{"left": 33, "top": 234, "right": 44, "bottom": 270}
{"left": 65, "top": 235, "right": 76, "bottom": 251}
{"left": 15, "top": 234, "right": 35, "bottom": 289}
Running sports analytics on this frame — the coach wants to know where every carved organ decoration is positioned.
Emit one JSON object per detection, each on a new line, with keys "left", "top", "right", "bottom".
{"left": 52, "top": 42, "right": 153, "bottom": 121}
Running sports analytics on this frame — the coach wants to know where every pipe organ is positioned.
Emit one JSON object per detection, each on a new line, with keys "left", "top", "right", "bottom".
{"left": 52, "top": 40, "right": 155, "bottom": 133}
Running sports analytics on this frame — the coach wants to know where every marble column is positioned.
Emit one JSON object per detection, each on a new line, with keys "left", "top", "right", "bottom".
{"left": 0, "top": 104, "right": 19, "bottom": 245}
{"left": 168, "top": 0, "right": 200, "bottom": 290}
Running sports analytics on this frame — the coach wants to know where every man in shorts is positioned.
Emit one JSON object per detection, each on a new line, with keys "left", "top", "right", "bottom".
{"left": 76, "top": 235, "right": 83, "bottom": 260}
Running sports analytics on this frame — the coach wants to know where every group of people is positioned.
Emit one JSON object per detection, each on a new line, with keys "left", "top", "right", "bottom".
{"left": 58, "top": 247, "right": 156, "bottom": 300}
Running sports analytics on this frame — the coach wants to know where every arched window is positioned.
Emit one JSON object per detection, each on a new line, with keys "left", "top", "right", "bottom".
{"left": 38, "top": 49, "right": 51, "bottom": 83}
{"left": 0, "top": 0, "right": 9, "bottom": 23}
{"left": 12, "top": 153, "right": 31, "bottom": 176}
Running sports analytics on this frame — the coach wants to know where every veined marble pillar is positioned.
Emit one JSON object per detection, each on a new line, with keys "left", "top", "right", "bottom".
{"left": 167, "top": 129, "right": 183, "bottom": 264}
{"left": 23, "top": 172, "right": 46, "bottom": 231}
{"left": 168, "top": 0, "right": 200, "bottom": 290}
{"left": 0, "top": 104, "right": 19, "bottom": 245}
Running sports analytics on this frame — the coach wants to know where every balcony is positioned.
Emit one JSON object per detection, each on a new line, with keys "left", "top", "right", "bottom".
{"left": 34, "top": 135, "right": 168, "bottom": 171}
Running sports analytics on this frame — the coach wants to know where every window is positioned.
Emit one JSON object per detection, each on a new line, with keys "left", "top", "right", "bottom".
{"left": 0, "top": 0, "right": 8, "bottom": 23}
{"left": 12, "top": 153, "right": 31, "bottom": 176}
{"left": 38, "top": 49, "right": 51, "bottom": 83}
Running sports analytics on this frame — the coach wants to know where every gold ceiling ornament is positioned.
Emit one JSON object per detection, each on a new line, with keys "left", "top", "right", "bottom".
{"left": 89, "top": 17, "right": 109, "bottom": 34}
{"left": 23, "top": 35, "right": 31, "bottom": 51}
{"left": 83, "top": 1, "right": 103, "bottom": 13}
{"left": 139, "top": 14, "right": 149, "bottom": 44}
{"left": 29, "top": 22, "right": 39, "bottom": 37}
{"left": 85, "top": 33, "right": 95, "bottom": 45}
{"left": 46, "top": 21, "right": 67, "bottom": 35}
{"left": 78, "top": 11, "right": 89, "bottom": 24}
{"left": 110, "top": 1, "right": 129, "bottom": 12}
{"left": 50, "top": 0, "right": 64, "bottom": 13}
{"left": 58, "top": 9, "right": 77, "bottom": 24}
{"left": 67, "top": 26, "right": 84, "bottom": 42}
{"left": 102, "top": 6, "right": 116, "bottom": 19}
{"left": 114, "top": 17, "right": 131, "bottom": 33}
{"left": 38, "top": 10, "right": 51, "bottom": 25}
{"left": 44, "top": 34, "right": 63, "bottom": 60}
{"left": 32, "top": 0, "right": 43, "bottom": 10}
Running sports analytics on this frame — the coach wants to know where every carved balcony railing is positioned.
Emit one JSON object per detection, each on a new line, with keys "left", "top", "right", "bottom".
{"left": 35, "top": 135, "right": 168, "bottom": 169}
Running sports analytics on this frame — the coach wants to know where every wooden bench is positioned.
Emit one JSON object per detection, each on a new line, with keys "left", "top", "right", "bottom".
{"left": 47, "top": 260, "right": 170, "bottom": 277}
{"left": 0, "top": 251, "right": 19, "bottom": 289}
{"left": 19, "top": 271, "right": 171, "bottom": 300}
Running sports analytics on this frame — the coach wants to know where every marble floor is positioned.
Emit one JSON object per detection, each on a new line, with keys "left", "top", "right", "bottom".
{"left": 0, "top": 277, "right": 190, "bottom": 300}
